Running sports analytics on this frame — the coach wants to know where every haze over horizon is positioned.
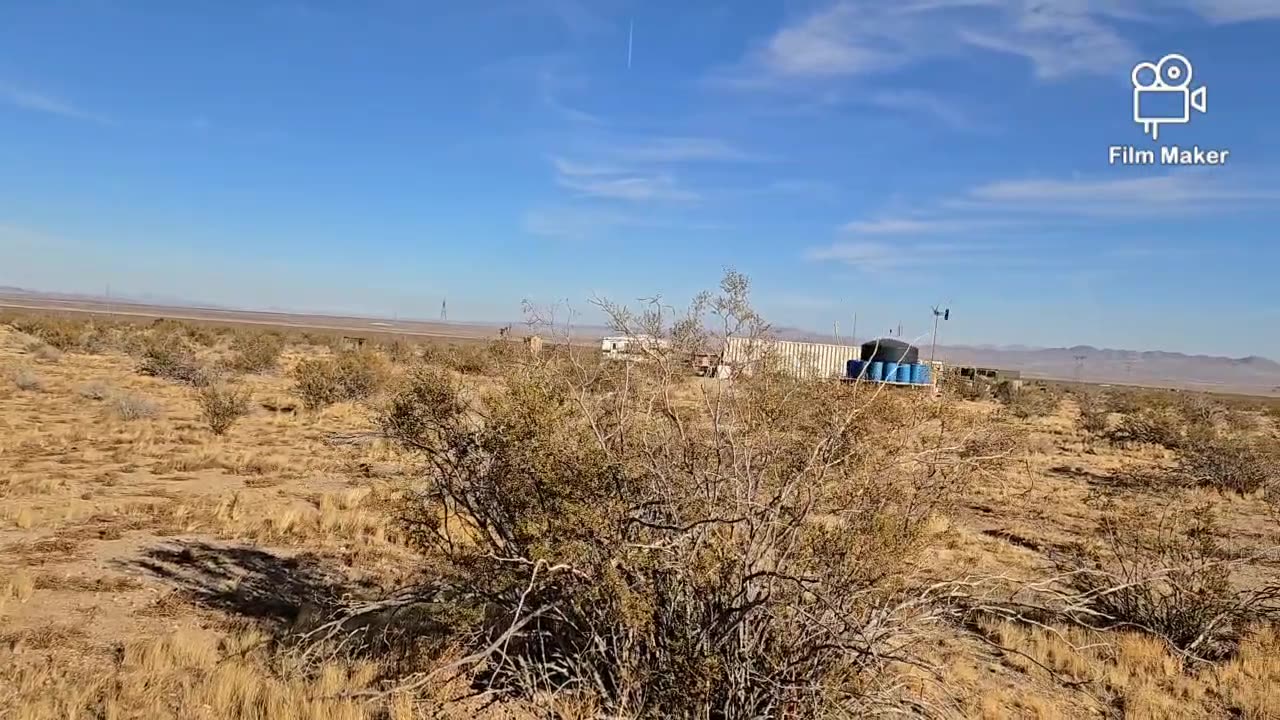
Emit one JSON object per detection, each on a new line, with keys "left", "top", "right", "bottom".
{"left": 2, "top": 2, "right": 1277, "bottom": 358}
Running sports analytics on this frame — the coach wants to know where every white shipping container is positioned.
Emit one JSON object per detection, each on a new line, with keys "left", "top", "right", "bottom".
{"left": 722, "top": 337, "right": 861, "bottom": 379}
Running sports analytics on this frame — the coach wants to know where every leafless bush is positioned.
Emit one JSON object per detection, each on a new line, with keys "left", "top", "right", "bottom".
{"left": 1176, "top": 436, "right": 1278, "bottom": 495}
{"left": 136, "top": 335, "right": 215, "bottom": 386}
{"left": 110, "top": 392, "right": 162, "bottom": 421}
{"left": 12, "top": 368, "right": 44, "bottom": 392}
{"left": 149, "top": 318, "right": 216, "bottom": 347}
{"left": 78, "top": 381, "right": 113, "bottom": 400}
{"left": 228, "top": 331, "right": 284, "bottom": 373}
{"left": 197, "top": 383, "right": 251, "bottom": 435}
{"left": 363, "top": 271, "right": 1006, "bottom": 717}
{"left": 1105, "top": 407, "right": 1190, "bottom": 450}
{"left": 1076, "top": 392, "right": 1111, "bottom": 437}
{"left": 1050, "top": 505, "right": 1279, "bottom": 661}
{"left": 380, "top": 338, "right": 415, "bottom": 364}
{"left": 11, "top": 316, "right": 86, "bottom": 350}
{"left": 291, "top": 350, "right": 389, "bottom": 410}
{"left": 998, "top": 384, "right": 1060, "bottom": 419}
{"left": 27, "top": 342, "right": 63, "bottom": 363}
{"left": 450, "top": 344, "right": 491, "bottom": 375}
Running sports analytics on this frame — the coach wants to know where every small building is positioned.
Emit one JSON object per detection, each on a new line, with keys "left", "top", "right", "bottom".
{"left": 524, "top": 335, "right": 544, "bottom": 356}
{"left": 600, "top": 334, "right": 671, "bottom": 361}
{"left": 721, "top": 336, "right": 860, "bottom": 380}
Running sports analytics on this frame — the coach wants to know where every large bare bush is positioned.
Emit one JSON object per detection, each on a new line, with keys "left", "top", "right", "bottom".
{"left": 197, "top": 383, "right": 251, "bottom": 435}
{"left": 291, "top": 350, "right": 389, "bottom": 410}
{"left": 367, "top": 272, "right": 1006, "bottom": 717}
{"left": 1176, "top": 435, "right": 1278, "bottom": 495}
{"left": 136, "top": 334, "right": 215, "bottom": 386}
{"left": 228, "top": 330, "right": 284, "bottom": 373}
{"left": 997, "top": 384, "right": 1060, "bottom": 419}
{"left": 1050, "top": 505, "right": 1279, "bottom": 661}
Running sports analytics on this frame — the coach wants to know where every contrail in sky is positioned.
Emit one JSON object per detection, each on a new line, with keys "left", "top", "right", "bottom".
{"left": 627, "top": 20, "right": 633, "bottom": 69}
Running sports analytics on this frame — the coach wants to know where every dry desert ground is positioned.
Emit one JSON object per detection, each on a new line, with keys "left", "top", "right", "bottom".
{"left": 1, "top": 310, "right": 1279, "bottom": 719}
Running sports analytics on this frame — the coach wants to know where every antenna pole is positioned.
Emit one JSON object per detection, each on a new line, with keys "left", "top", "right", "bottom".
{"left": 851, "top": 312, "right": 857, "bottom": 346}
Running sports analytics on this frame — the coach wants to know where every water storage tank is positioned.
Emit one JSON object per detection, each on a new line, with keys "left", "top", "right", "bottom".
{"left": 883, "top": 361, "right": 900, "bottom": 383}
{"left": 896, "top": 364, "right": 913, "bottom": 383}
{"left": 911, "top": 364, "right": 929, "bottom": 385}
{"left": 860, "top": 338, "right": 919, "bottom": 366}
{"left": 847, "top": 359, "right": 865, "bottom": 379}
{"left": 867, "top": 361, "right": 884, "bottom": 382}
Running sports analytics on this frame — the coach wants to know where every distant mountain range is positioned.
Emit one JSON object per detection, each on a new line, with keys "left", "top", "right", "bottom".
{"left": 2, "top": 287, "right": 1276, "bottom": 395}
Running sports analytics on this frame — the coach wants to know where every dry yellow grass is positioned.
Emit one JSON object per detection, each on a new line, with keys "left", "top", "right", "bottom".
{"left": 0, "top": 319, "right": 1277, "bottom": 718}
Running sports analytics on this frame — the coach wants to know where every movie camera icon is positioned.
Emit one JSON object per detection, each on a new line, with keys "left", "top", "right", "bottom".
{"left": 1132, "top": 54, "right": 1206, "bottom": 141}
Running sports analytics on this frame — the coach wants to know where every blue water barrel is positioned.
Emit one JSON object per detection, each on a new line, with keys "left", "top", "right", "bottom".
{"left": 896, "top": 364, "right": 913, "bottom": 383}
{"left": 847, "top": 359, "right": 865, "bottom": 379}
{"left": 883, "top": 362, "right": 899, "bottom": 383}
{"left": 917, "top": 365, "right": 932, "bottom": 385}
{"left": 910, "top": 364, "right": 926, "bottom": 384}
{"left": 868, "top": 361, "right": 884, "bottom": 382}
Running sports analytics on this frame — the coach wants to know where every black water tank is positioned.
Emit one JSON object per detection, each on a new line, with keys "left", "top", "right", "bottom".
{"left": 860, "top": 338, "right": 918, "bottom": 365}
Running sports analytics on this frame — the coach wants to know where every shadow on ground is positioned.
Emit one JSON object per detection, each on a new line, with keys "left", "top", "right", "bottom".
{"left": 124, "top": 540, "right": 453, "bottom": 669}
{"left": 125, "top": 540, "right": 378, "bottom": 630}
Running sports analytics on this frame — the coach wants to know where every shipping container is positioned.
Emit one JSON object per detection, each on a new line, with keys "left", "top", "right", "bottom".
{"left": 722, "top": 336, "right": 861, "bottom": 379}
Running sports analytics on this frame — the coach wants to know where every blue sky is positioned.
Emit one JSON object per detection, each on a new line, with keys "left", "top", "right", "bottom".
{"left": 1, "top": 1, "right": 1278, "bottom": 357}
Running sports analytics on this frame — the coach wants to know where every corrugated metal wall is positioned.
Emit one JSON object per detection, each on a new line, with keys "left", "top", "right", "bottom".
{"left": 722, "top": 337, "right": 861, "bottom": 379}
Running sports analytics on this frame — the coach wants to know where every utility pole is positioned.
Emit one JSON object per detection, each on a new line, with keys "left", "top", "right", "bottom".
{"left": 851, "top": 312, "right": 857, "bottom": 346}
{"left": 833, "top": 321, "right": 840, "bottom": 344}
{"left": 930, "top": 305, "right": 950, "bottom": 367}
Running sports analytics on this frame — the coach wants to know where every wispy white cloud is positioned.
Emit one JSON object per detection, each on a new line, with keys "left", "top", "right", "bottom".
{"left": 522, "top": 206, "right": 725, "bottom": 240}
{"left": 804, "top": 240, "right": 1017, "bottom": 272}
{"left": 605, "top": 136, "right": 768, "bottom": 164}
{"left": 552, "top": 155, "right": 698, "bottom": 202}
{"left": 544, "top": 134, "right": 764, "bottom": 206}
{"left": 958, "top": 173, "right": 1280, "bottom": 216}
{"left": 716, "top": 1, "right": 1275, "bottom": 90}
{"left": 0, "top": 82, "right": 103, "bottom": 122}
{"left": 841, "top": 217, "right": 1013, "bottom": 235}
{"left": 1184, "top": 0, "right": 1280, "bottom": 23}
{"left": 868, "top": 90, "right": 977, "bottom": 130}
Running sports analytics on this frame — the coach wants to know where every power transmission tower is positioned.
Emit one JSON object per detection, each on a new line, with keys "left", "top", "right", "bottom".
{"left": 1073, "top": 354, "right": 1088, "bottom": 383}
{"left": 440, "top": 297, "right": 447, "bottom": 322}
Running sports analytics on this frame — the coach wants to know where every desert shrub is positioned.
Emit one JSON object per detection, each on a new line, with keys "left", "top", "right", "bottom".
{"left": 228, "top": 331, "right": 284, "bottom": 373}
{"left": 1055, "top": 506, "right": 1279, "bottom": 661}
{"left": 146, "top": 318, "right": 216, "bottom": 347}
{"left": 110, "top": 392, "right": 161, "bottom": 421}
{"left": 291, "top": 350, "right": 388, "bottom": 410}
{"left": 78, "top": 381, "right": 113, "bottom": 400}
{"left": 12, "top": 368, "right": 44, "bottom": 392}
{"left": 26, "top": 342, "right": 63, "bottom": 363}
{"left": 10, "top": 316, "right": 86, "bottom": 350}
{"left": 1176, "top": 435, "right": 1277, "bottom": 495}
{"left": 379, "top": 338, "right": 415, "bottom": 364}
{"left": 197, "top": 383, "right": 251, "bottom": 435}
{"left": 1105, "top": 407, "right": 1189, "bottom": 450}
{"left": 368, "top": 273, "right": 1005, "bottom": 717}
{"left": 450, "top": 344, "right": 491, "bottom": 375}
{"left": 137, "top": 335, "right": 214, "bottom": 385}
{"left": 1076, "top": 392, "right": 1111, "bottom": 436}
{"left": 998, "top": 384, "right": 1060, "bottom": 419}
